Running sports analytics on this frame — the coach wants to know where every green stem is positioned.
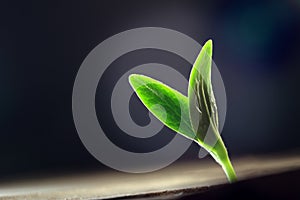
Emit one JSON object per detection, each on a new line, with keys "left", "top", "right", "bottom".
{"left": 209, "top": 139, "right": 237, "bottom": 183}
{"left": 219, "top": 152, "right": 237, "bottom": 182}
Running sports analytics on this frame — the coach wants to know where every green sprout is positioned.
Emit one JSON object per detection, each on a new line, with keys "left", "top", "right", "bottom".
{"left": 128, "top": 39, "right": 237, "bottom": 182}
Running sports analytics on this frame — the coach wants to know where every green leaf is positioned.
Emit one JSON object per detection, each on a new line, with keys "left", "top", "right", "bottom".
{"left": 128, "top": 39, "right": 237, "bottom": 182}
{"left": 188, "top": 39, "right": 219, "bottom": 148}
{"left": 188, "top": 39, "right": 237, "bottom": 182}
{"left": 129, "top": 74, "right": 196, "bottom": 140}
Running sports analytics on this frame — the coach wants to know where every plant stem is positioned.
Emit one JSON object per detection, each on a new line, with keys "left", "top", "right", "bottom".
{"left": 218, "top": 152, "right": 237, "bottom": 182}
{"left": 208, "top": 138, "right": 237, "bottom": 183}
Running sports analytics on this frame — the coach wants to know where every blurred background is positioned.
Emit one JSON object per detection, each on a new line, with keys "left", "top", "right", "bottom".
{"left": 0, "top": 0, "right": 299, "bottom": 178}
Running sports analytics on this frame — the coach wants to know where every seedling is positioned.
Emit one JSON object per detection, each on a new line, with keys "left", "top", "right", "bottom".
{"left": 129, "top": 40, "right": 237, "bottom": 182}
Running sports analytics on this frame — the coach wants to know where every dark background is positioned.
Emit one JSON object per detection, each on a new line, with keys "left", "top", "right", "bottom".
{"left": 1, "top": 0, "right": 300, "bottom": 177}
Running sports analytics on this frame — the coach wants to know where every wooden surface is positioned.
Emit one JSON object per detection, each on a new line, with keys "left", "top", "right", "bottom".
{"left": 0, "top": 154, "right": 299, "bottom": 200}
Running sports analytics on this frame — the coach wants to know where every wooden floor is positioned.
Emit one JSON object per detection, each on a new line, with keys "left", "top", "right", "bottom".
{"left": 0, "top": 153, "right": 299, "bottom": 200}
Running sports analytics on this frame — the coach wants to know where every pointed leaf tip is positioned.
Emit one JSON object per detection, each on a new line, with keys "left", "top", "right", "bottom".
{"left": 129, "top": 74, "right": 145, "bottom": 90}
{"left": 203, "top": 39, "right": 213, "bottom": 56}
{"left": 206, "top": 39, "right": 212, "bottom": 45}
{"left": 128, "top": 73, "right": 138, "bottom": 83}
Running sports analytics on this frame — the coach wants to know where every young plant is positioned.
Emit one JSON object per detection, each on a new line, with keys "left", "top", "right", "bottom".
{"left": 128, "top": 40, "right": 237, "bottom": 182}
